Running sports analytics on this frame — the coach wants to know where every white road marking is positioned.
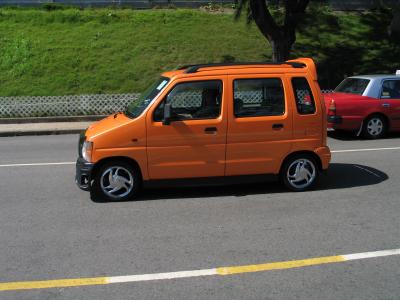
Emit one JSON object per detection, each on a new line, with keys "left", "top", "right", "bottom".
{"left": 0, "top": 146, "right": 399, "bottom": 168}
{"left": 342, "top": 249, "right": 400, "bottom": 261}
{"left": 108, "top": 269, "right": 217, "bottom": 284}
{"left": 331, "top": 146, "right": 400, "bottom": 153}
{"left": 353, "top": 165, "right": 382, "bottom": 178}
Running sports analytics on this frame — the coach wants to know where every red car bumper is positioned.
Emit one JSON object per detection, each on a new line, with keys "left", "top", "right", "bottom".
{"left": 327, "top": 115, "right": 363, "bottom": 131}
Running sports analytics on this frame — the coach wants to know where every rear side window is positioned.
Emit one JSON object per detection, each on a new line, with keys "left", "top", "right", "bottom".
{"left": 233, "top": 78, "right": 285, "bottom": 118}
{"left": 334, "top": 78, "right": 370, "bottom": 95}
{"left": 381, "top": 80, "right": 400, "bottom": 99}
{"left": 292, "top": 77, "right": 316, "bottom": 115}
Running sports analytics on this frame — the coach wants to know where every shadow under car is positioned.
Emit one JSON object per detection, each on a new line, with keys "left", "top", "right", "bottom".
{"left": 91, "top": 163, "right": 388, "bottom": 203}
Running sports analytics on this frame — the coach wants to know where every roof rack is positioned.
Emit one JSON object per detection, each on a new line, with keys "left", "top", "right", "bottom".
{"left": 177, "top": 61, "right": 306, "bottom": 74}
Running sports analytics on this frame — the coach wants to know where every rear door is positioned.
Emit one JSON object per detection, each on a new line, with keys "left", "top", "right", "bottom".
{"left": 225, "top": 74, "right": 293, "bottom": 176}
{"left": 380, "top": 79, "right": 400, "bottom": 129}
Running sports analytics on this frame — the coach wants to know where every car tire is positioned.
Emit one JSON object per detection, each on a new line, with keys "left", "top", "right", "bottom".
{"left": 362, "top": 115, "right": 387, "bottom": 139}
{"left": 91, "top": 160, "right": 141, "bottom": 202}
{"left": 280, "top": 155, "right": 319, "bottom": 192}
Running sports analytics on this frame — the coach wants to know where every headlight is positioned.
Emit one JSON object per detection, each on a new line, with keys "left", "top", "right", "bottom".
{"left": 82, "top": 141, "right": 93, "bottom": 162}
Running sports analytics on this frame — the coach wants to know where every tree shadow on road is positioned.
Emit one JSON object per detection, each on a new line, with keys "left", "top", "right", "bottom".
{"left": 91, "top": 163, "right": 388, "bottom": 203}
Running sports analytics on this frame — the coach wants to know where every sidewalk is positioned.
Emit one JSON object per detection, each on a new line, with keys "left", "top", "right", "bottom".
{"left": 0, "top": 121, "right": 93, "bottom": 137}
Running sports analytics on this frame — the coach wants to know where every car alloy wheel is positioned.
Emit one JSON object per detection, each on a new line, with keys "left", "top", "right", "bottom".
{"left": 366, "top": 117, "right": 383, "bottom": 137}
{"left": 286, "top": 158, "right": 316, "bottom": 190}
{"left": 100, "top": 166, "right": 134, "bottom": 199}
{"left": 362, "top": 115, "right": 387, "bottom": 139}
{"left": 91, "top": 160, "right": 141, "bottom": 202}
{"left": 280, "top": 155, "right": 319, "bottom": 192}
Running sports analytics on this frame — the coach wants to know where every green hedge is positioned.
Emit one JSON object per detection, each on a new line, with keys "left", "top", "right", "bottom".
{"left": 0, "top": 5, "right": 399, "bottom": 96}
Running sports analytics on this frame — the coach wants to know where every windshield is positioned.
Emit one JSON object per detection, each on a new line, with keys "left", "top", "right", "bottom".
{"left": 334, "top": 78, "right": 370, "bottom": 95}
{"left": 125, "top": 77, "right": 170, "bottom": 118}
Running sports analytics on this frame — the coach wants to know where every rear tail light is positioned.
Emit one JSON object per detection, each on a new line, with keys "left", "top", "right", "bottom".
{"left": 328, "top": 99, "right": 336, "bottom": 115}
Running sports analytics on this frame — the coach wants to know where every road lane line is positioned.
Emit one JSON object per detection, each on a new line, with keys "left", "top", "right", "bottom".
{"left": 0, "top": 277, "right": 107, "bottom": 291}
{"left": 1, "top": 147, "right": 399, "bottom": 168}
{"left": 108, "top": 269, "right": 217, "bottom": 284}
{"left": 216, "top": 256, "right": 344, "bottom": 275}
{"left": 0, "top": 162, "right": 75, "bottom": 168}
{"left": 343, "top": 249, "right": 400, "bottom": 260}
{"left": 352, "top": 165, "right": 382, "bottom": 178}
{"left": 0, "top": 146, "right": 399, "bottom": 168}
{"left": 331, "top": 146, "right": 400, "bottom": 153}
{"left": 0, "top": 248, "right": 399, "bottom": 292}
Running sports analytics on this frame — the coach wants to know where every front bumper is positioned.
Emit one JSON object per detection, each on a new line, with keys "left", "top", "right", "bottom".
{"left": 75, "top": 157, "right": 94, "bottom": 191}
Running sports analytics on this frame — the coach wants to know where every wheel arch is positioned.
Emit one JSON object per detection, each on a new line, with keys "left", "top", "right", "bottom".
{"left": 91, "top": 156, "right": 143, "bottom": 181}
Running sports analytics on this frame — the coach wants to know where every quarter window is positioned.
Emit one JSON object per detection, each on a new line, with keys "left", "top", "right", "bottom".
{"left": 154, "top": 80, "right": 222, "bottom": 121}
{"left": 381, "top": 80, "right": 400, "bottom": 99}
{"left": 233, "top": 78, "right": 285, "bottom": 118}
{"left": 292, "top": 77, "right": 316, "bottom": 115}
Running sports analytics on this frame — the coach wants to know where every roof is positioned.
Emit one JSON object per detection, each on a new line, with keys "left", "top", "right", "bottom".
{"left": 161, "top": 58, "right": 318, "bottom": 81}
{"left": 349, "top": 74, "right": 400, "bottom": 80}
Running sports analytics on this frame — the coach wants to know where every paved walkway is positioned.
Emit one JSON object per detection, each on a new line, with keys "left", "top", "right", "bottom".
{"left": 0, "top": 121, "right": 93, "bottom": 136}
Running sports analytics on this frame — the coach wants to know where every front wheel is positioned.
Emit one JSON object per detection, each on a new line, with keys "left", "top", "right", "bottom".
{"left": 362, "top": 115, "right": 387, "bottom": 139}
{"left": 91, "top": 160, "right": 141, "bottom": 202}
{"left": 280, "top": 155, "right": 319, "bottom": 192}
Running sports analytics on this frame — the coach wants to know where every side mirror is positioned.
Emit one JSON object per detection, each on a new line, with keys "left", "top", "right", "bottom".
{"left": 163, "top": 103, "right": 172, "bottom": 125}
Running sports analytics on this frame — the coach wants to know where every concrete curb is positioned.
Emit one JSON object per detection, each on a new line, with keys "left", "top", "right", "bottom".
{"left": 0, "top": 129, "right": 84, "bottom": 137}
{"left": 0, "top": 121, "right": 93, "bottom": 137}
{"left": 0, "top": 115, "right": 106, "bottom": 124}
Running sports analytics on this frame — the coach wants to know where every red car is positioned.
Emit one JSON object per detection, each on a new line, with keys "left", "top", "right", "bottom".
{"left": 325, "top": 72, "right": 400, "bottom": 138}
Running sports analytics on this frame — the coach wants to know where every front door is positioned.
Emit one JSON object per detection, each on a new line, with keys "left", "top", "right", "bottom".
{"left": 225, "top": 75, "right": 293, "bottom": 176}
{"left": 146, "top": 78, "right": 227, "bottom": 179}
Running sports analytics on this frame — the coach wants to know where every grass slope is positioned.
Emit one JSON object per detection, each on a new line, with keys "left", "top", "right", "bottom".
{"left": 0, "top": 6, "right": 399, "bottom": 96}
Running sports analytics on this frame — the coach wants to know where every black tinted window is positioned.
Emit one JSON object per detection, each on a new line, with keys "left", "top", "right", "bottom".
{"left": 154, "top": 80, "right": 222, "bottom": 121}
{"left": 233, "top": 78, "right": 285, "bottom": 118}
{"left": 292, "top": 77, "right": 316, "bottom": 115}
{"left": 381, "top": 80, "right": 400, "bottom": 99}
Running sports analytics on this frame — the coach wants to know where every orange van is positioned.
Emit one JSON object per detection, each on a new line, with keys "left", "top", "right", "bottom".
{"left": 76, "top": 58, "right": 331, "bottom": 201}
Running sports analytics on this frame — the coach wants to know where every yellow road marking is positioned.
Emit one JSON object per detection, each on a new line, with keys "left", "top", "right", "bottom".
{"left": 216, "top": 255, "right": 345, "bottom": 275}
{"left": 0, "top": 277, "right": 107, "bottom": 292}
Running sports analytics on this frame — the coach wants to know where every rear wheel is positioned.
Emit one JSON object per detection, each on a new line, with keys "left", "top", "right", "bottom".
{"left": 362, "top": 115, "right": 387, "bottom": 139}
{"left": 91, "top": 160, "right": 141, "bottom": 201}
{"left": 280, "top": 155, "right": 319, "bottom": 192}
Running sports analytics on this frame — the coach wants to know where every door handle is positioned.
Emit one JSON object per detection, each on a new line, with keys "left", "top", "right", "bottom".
{"left": 204, "top": 127, "right": 217, "bottom": 134}
{"left": 272, "top": 123, "right": 284, "bottom": 130}
{"left": 382, "top": 103, "right": 390, "bottom": 108}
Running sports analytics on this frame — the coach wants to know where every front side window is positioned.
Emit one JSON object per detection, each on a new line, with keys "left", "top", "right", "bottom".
{"left": 381, "top": 80, "right": 400, "bottom": 99}
{"left": 154, "top": 80, "right": 222, "bottom": 121}
{"left": 125, "top": 77, "right": 169, "bottom": 119}
{"left": 292, "top": 77, "right": 316, "bottom": 115}
{"left": 334, "top": 78, "right": 370, "bottom": 95}
{"left": 233, "top": 78, "right": 285, "bottom": 118}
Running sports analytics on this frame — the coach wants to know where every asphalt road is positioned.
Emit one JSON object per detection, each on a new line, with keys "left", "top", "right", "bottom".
{"left": 0, "top": 132, "right": 399, "bottom": 299}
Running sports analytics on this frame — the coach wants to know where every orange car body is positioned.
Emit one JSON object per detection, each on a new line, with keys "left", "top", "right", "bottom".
{"left": 77, "top": 58, "right": 330, "bottom": 191}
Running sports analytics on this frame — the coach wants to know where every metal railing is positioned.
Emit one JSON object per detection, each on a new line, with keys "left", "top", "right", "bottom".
{"left": 0, "top": 94, "right": 139, "bottom": 118}
{"left": 0, "top": 91, "right": 333, "bottom": 118}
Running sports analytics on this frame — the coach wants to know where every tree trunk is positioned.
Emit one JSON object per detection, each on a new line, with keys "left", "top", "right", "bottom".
{"left": 247, "top": 0, "right": 307, "bottom": 63}
{"left": 270, "top": 39, "right": 291, "bottom": 62}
